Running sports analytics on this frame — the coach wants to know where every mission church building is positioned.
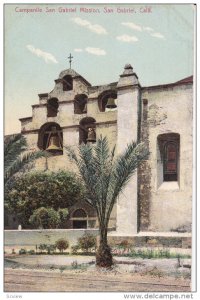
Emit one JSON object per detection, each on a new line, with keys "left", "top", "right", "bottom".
{"left": 18, "top": 61, "right": 193, "bottom": 235}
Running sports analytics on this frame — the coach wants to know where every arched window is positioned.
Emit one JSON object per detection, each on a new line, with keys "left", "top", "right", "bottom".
{"left": 62, "top": 75, "right": 73, "bottom": 91}
{"left": 98, "top": 90, "right": 117, "bottom": 112}
{"left": 79, "top": 117, "right": 96, "bottom": 144}
{"left": 38, "top": 122, "right": 63, "bottom": 155}
{"left": 164, "top": 142, "right": 178, "bottom": 181}
{"left": 72, "top": 209, "right": 87, "bottom": 229}
{"left": 47, "top": 98, "right": 59, "bottom": 117}
{"left": 74, "top": 94, "right": 87, "bottom": 114}
{"left": 157, "top": 133, "right": 180, "bottom": 182}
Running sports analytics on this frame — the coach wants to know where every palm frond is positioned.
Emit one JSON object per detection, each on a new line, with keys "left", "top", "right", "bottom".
{"left": 5, "top": 150, "right": 46, "bottom": 184}
{"left": 66, "top": 136, "right": 148, "bottom": 228}
{"left": 105, "top": 142, "right": 149, "bottom": 220}
{"left": 4, "top": 134, "right": 27, "bottom": 169}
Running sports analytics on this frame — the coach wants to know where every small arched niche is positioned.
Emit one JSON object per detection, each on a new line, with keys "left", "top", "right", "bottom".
{"left": 79, "top": 117, "right": 96, "bottom": 144}
{"left": 62, "top": 75, "right": 73, "bottom": 91}
{"left": 98, "top": 90, "right": 117, "bottom": 112}
{"left": 38, "top": 122, "right": 63, "bottom": 155}
{"left": 47, "top": 98, "right": 59, "bottom": 117}
{"left": 74, "top": 94, "right": 88, "bottom": 114}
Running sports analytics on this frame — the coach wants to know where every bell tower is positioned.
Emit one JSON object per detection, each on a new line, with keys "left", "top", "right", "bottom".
{"left": 116, "top": 64, "right": 141, "bottom": 235}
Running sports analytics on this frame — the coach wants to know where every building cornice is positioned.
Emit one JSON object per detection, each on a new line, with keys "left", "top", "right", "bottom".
{"left": 21, "top": 120, "right": 117, "bottom": 134}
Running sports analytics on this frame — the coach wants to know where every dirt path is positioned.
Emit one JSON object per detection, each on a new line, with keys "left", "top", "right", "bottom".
{"left": 4, "top": 269, "right": 191, "bottom": 292}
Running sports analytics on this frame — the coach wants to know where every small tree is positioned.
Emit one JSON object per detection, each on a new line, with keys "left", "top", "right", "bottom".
{"left": 58, "top": 208, "right": 69, "bottom": 228}
{"left": 29, "top": 207, "right": 62, "bottom": 229}
{"left": 67, "top": 136, "right": 148, "bottom": 267}
{"left": 78, "top": 234, "right": 96, "bottom": 253}
{"left": 38, "top": 244, "right": 47, "bottom": 253}
{"left": 55, "top": 239, "right": 69, "bottom": 253}
{"left": 5, "top": 171, "right": 84, "bottom": 228}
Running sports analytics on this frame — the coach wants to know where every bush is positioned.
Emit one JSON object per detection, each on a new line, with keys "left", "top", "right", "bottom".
{"left": 46, "top": 244, "right": 56, "bottom": 254}
{"left": 78, "top": 234, "right": 96, "bottom": 253}
{"left": 29, "top": 207, "right": 61, "bottom": 229}
{"left": 28, "top": 250, "right": 35, "bottom": 255}
{"left": 19, "top": 248, "right": 27, "bottom": 255}
{"left": 5, "top": 171, "right": 85, "bottom": 228}
{"left": 55, "top": 239, "right": 69, "bottom": 253}
{"left": 38, "top": 243, "right": 56, "bottom": 254}
{"left": 38, "top": 244, "right": 47, "bottom": 253}
{"left": 118, "top": 240, "right": 131, "bottom": 249}
{"left": 71, "top": 245, "right": 80, "bottom": 255}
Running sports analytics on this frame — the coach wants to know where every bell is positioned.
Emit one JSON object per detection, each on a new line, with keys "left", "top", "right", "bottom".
{"left": 106, "top": 98, "right": 117, "bottom": 109}
{"left": 82, "top": 103, "right": 87, "bottom": 113}
{"left": 46, "top": 135, "right": 63, "bottom": 153}
{"left": 87, "top": 128, "right": 96, "bottom": 143}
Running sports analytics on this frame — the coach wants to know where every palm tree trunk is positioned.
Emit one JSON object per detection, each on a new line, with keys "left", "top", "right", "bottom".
{"left": 96, "top": 224, "right": 113, "bottom": 267}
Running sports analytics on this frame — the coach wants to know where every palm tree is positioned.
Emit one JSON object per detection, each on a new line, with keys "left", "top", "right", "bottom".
{"left": 67, "top": 136, "right": 148, "bottom": 267}
{"left": 4, "top": 133, "right": 45, "bottom": 185}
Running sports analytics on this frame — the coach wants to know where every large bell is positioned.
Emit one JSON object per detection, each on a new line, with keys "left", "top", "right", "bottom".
{"left": 106, "top": 97, "right": 117, "bottom": 109}
{"left": 46, "top": 135, "right": 63, "bottom": 153}
{"left": 87, "top": 128, "right": 96, "bottom": 143}
{"left": 82, "top": 103, "right": 87, "bottom": 113}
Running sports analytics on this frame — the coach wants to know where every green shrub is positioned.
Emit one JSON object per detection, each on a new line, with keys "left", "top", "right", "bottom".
{"left": 78, "top": 234, "right": 96, "bottom": 253}
{"left": 71, "top": 245, "right": 80, "bottom": 255}
{"left": 29, "top": 207, "right": 61, "bottom": 229}
{"left": 28, "top": 250, "right": 35, "bottom": 255}
{"left": 55, "top": 238, "right": 69, "bottom": 253}
{"left": 19, "top": 248, "right": 27, "bottom": 255}
{"left": 5, "top": 171, "right": 84, "bottom": 228}
{"left": 46, "top": 244, "right": 56, "bottom": 254}
{"left": 38, "top": 244, "right": 47, "bottom": 253}
{"left": 128, "top": 248, "right": 191, "bottom": 259}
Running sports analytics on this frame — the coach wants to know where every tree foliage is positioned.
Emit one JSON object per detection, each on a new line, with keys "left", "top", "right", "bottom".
{"left": 55, "top": 239, "right": 69, "bottom": 253}
{"left": 67, "top": 136, "right": 148, "bottom": 267}
{"left": 4, "top": 134, "right": 45, "bottom": 185}
{"left": 78, "top": 234, "right": 96, "bottom": 252}
{"left": 5, "top": 171, "right": 85, "bottom": 227}
{"left": 29, "top": 207, "right": 69, "bottom": 229}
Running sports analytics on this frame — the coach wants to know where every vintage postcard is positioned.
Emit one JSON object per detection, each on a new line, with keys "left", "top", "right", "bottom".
{"left": 3, "top": 2, "right": 196, "bottom": 297}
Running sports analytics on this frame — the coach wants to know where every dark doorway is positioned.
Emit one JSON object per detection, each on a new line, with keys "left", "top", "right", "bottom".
{"left": 73, "top": 220, "right": 87, "bottom": 229}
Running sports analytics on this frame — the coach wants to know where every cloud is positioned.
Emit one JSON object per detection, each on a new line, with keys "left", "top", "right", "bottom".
{"left": 120, "top": 22, "right": 165, "bottom": 40}
{"left": 150, "top": 32, "right": 165, "bottom": 39}
{"left": 74, "top": 48, "right": 83, "bottom": 52}
{"left": 85, "top": 47, "right": 106, "bottom": 55}
{"left": 116, "top": 34, "right": 138, "bottom": 43}
{"left": 121, "top": 22, "right": 142, "bottom": 31}
{"left": 26, "top": 45, "right": 58, "bottom": 64}
{"left": 71, "top": 17, "right": 107, "bottom": 35}
{"left": 143, "top": 26, "right": 154, "bottom": 32}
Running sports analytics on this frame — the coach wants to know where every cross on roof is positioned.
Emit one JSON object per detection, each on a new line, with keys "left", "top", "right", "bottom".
{"left": 68, "top": 53, "right": 73, "bottom": 69}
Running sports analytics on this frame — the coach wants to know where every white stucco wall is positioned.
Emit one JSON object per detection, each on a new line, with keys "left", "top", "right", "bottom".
{"left": 142, "top": 84, "right": 193, "bottom": 231}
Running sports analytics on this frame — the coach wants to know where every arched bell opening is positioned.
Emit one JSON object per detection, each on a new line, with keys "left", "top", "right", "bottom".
{"left": 74, "top": 94, "right": 88, "bottom": 114}
{"left": 62, "top": 75, "right": 73, "bottom": 91}
{"left": 38, "top": 122, "right": 63, "bottom": 155}
{"left": 71, "top": 209, "right": 87, "bottom": 229}
{"left": 79, "top": 117, "right": 96, "bottom": 144}
{"left": 47, "top": 98, "right": 59, "bottom": 117}
{"left": 98, "top": 90, "right": 117, "bottom": 112}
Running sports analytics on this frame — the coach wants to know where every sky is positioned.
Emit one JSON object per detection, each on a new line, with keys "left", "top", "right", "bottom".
{"left": 4, "top": 3, "right": 195, "bottom": 135}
